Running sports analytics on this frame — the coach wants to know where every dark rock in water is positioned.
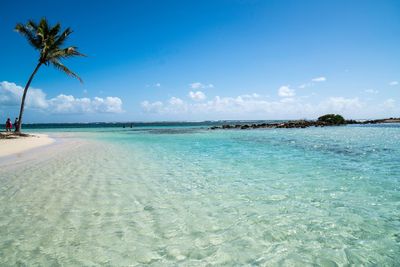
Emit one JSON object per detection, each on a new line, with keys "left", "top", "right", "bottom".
{"left": 208, "top": 115, "right": 400, "bottom": 130}
{"left": 362, "top": 118, "right": 400, "bottom": 124}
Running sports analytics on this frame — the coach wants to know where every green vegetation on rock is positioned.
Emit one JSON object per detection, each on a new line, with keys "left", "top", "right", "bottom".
{"left": 317, "top": 114, "right": 346, "bottom": 124}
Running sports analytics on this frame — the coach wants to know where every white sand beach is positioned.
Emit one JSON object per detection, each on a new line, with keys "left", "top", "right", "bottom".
{"left": 0, "top": 133, "right": 55, "bottom": 158}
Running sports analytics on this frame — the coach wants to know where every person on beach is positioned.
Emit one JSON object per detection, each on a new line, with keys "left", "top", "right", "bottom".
{"left": 5, "top": 118, "right": 12, "bottom": 132}
{"left": 14, "top": 118, "right": 19, "bottom": 132}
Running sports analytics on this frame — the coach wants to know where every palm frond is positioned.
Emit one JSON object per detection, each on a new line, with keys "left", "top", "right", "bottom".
{"left": 27, "top": 19, "right": 38, "bottom": 31}
{"left": 49, "top": 23, "right": 61, "bottom": 36}
{"left": 48, "top": 46, "right": 87, "bottom": 60}
{"left": 15, "top": 23, "right": 41, "bottom": 49}
{"left": 53, "top": 27, "right": 73, "bottom": 47}
{"left": 39, "top": 18, "right": 49, "bottom": 34}
{"left": 50, "top": 59, "right": 83, "bottom": 83}
{"left": 16, "top": 18, "right": 84, "bottom": 82}
{"left": 67, "top": 46, "right": 86, "bottom": 57}
{"left": 37, "top": 18, "right": 49, "bottom": 42}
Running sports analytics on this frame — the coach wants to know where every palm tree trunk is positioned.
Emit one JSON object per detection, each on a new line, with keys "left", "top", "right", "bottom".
{"left": 17, "top": 62, "right": 42, "bottom": 133}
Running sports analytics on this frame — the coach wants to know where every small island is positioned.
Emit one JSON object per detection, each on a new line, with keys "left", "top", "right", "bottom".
{"left": 210, "top": 114, "right": 400, "bottom": 130}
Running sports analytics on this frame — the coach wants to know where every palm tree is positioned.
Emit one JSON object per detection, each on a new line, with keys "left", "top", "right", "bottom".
{"left": 14, "top": 18, "right": 85, "bottom": 132}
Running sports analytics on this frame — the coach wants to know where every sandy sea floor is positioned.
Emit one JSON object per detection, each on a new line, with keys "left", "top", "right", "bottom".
{"left": 0, "top": 126, "right": 399, "bottom": 265}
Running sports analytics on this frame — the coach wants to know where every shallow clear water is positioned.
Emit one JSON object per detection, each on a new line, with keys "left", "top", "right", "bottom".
{"left": 0, "top": 125, "right": 399, "bottom": 265}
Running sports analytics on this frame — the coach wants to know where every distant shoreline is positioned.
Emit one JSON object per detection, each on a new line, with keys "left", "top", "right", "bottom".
{"left": 12, "top": 117, "right": 400, "bottom": 129}
{"left": 210, "top": 117, "right": 400, "bottom": 130}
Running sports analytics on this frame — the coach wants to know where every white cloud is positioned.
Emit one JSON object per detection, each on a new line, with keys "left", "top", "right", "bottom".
{"left": 142, "top": 97, "right": 187, "bottom": 114}
{"left": 189, "top": 91, "right": 206, "bottom": 101}
{"left": 141, "top": 100, "right": 163, "bottom": 113}
{"left": 312, "top": 77, "right": 326, "bottom": 82}
{"left": 299, "top": 76, "right": 327, "bottom": 89}
{"left": 190, "top": 82, "right": 202, "bottom": 89}
{"left": 155, "top": 83, "right": 161, "bottom": 87}
{"left": 241, "top": 93, "right": 261, "bottom": 99}
{"left": 169, "top": 97, "right": 188, "bottom": 112}
{"left": 365, "top": 89, "right": 379, "bottom": 94}
{"left": 389, "top": 81, "right": 398, "bottom": 86}
{"left": 321, "top": 97, "right": 363, "bottom": 113}
{"left": 141, "top": 93, "right": 373, "bottom": 119}
{"left": 383, "top": 98, "right": 396, "bottom": 109}
{"left": 0, "top": 81, "right": 123, "bottom": 114}
{"left": 28, "top": 89, "right": 49, "bottom": 109}
{"left": 93, "top": 97, "right": 123, "bottom": 113}
{"left": 189, "top": 82, "right": 214, "bottom": 89}
{"left": 0, "top": 81, "right": 48, "bottom": 109}
{"left": 280, "top": 97, "right": 295, "bottom": 103}
{"left": 278, "top": 86, "right": 295, "bottom": 97}
{"left": 169, "top": 97, "right": 184, "bottom": 106}
{"left": 44, "top": 95, "right": 123, "bottom": 114}
{"left": 298, "top": 83, "right": 310, "bottom": 89}
{"left": 0, "top": 81, "right": 20, "bottom": 106}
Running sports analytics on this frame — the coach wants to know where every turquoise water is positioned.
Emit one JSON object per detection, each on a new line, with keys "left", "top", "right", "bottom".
{"left": 0, "top": 124, "right": 399, "bottom": 265}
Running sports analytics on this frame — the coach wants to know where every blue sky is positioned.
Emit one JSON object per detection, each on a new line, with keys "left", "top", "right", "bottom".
{"left": 1, "top": 0, "right": 400, "bottom": 122}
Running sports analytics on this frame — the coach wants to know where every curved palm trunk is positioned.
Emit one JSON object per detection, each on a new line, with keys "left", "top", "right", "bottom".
{"left": 16, "top": 62, "right": 42, "bottom": 133}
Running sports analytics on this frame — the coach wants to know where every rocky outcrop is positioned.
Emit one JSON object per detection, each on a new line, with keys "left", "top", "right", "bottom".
{"left": 210, "top": 120, "right": 348, "bottom": 130}
{"left": 210, "top": 116, "right": 400, "bottom": 130}
{"left": 361, "top": 118, "right": 400, "bottom": 124}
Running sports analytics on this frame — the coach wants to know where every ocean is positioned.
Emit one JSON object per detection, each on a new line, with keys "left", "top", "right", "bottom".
{"left": 0, "top": 123, "right": 399, "bottom": 265}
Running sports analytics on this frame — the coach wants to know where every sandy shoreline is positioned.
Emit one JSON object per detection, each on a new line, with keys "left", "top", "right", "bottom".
{"left": 0, "top": 132, "right": 90, "bottom": 172}
{"left": 0, "top": 133, "right": 55, "bottom": 158}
